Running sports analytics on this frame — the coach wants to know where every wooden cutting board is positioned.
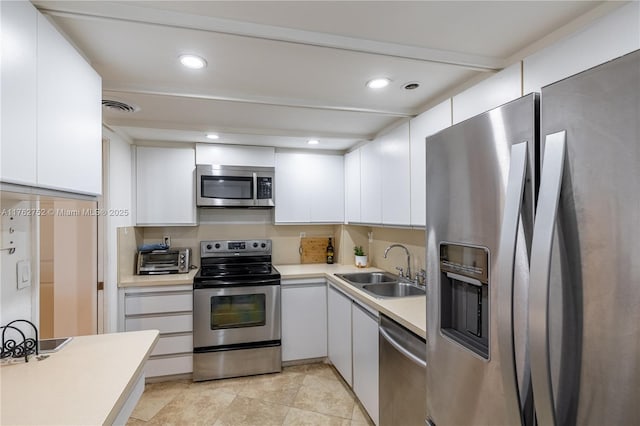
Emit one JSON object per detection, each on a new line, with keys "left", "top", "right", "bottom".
{"left": 300, "top": 237, "right": 331, "bottom": 264}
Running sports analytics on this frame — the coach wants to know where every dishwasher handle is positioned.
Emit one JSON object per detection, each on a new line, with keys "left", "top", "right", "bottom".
{"left": 379, "top": 326, "right": 427, "bottom": 369}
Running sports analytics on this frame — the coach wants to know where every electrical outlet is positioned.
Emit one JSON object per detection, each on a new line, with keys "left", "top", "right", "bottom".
{"left": 163, "top": 235, "right": 171, "bottom": 247}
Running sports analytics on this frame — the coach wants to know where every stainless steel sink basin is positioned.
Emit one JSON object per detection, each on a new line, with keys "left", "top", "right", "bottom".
{"left": 334, "top": 272, "right": 425, "bottom": 298}
{"left": 335, "top": 272, "right": 398, "bottom": 284}
{"left": 362, "top": 282, "right": 425, "bottom": 298}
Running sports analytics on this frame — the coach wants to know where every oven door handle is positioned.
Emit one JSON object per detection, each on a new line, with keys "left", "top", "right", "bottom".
{"left": 195, "top": 278, "right": 280, "bottom": 288}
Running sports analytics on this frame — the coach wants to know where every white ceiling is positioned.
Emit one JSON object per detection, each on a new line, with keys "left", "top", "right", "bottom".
{"left": 33, "top": 1, "right": 610, "bottom": 151}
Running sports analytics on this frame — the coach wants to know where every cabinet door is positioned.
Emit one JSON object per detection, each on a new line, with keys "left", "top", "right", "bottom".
{"left": 452, "top": 62, "right": 521, "bottom": 125}
{"left": 282, "top": 281, "right": 327, "bottom": 361}
{"left": 37, "top": 14, "right": 102, "bottom": 195}
{"left": 275, "top": 151, "right": 344, "bottom": 223}
{"left": 360, "top": 139, "right": 382, "bottom": 224}
{"left": 309, "top": 154, "right": 344, "bottom": 223}
{"left": 195, "top": 143, "right": 275, "bottom": 166}
{"left": 409, "top": 100, "right": 452, "bottom": 227}
{"left": 275, "top": 151, "right": 312, "bottom": 222}
{"left": 327, "top": 285, "right": 352, "bottom": 386}
{"left": 523, "top": 2, "right": 640, "bottom": 94}
{"left": 344, "top": 148, "right": 361, "bottom": 223}
{"left": 352, "top": 302, "right": 379, "bottom": 425}
{"left": 380, "top": 123, "right": 411, "bottom": 226}
{"left": 136, "top": 146, "right": 196, "bottom": 225}
{"left": 1, "top": 0, "right": 37, "bottom": 186}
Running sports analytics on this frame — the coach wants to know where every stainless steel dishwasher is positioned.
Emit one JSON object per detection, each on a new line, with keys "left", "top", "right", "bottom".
{"left": 379, "top": 315, "right": 427, "bottom": 426}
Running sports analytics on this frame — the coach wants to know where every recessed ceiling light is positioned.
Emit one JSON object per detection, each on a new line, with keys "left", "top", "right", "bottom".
{"left": 366, "top": 78, "right": 391, "bottom": 89}
{"left": 206, "top": 133, "right": 219, "bottom": 140}
{"left": 307, "top": 139, "right": 319, "bottom": 145}
{"left": 179, "top": 54, "right": 207, "bottom": 69}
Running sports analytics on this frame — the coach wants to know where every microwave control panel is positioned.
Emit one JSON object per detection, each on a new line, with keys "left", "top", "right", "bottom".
{"left": 257, "top": 177, "right": 273, "bottom": 199}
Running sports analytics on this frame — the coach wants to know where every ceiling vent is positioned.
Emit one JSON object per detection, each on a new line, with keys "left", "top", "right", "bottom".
{"left": 101, "top": 99, "right": 139, "bottom": 113}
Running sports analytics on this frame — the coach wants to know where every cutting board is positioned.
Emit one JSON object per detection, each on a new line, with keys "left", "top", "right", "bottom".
{"left": 300, "top": 237, "right": 331, "bottom": 264}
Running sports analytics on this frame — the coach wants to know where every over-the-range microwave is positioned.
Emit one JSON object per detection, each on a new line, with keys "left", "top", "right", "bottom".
{"left": 196, "top": 164, "right": 275, "bottom": 208}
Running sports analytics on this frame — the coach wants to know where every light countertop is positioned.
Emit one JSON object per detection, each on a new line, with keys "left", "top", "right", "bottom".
{"left": 119, "top": 269, "right": 199, "bottom": 287}
{"left": 117, "top": 263, "right": 425, "bottom": 338}
{"left": 1, "top": 330, "right": 159, "bottom": 425}
{"left": 276, "top": 264, "right": 426, "bottom": 338}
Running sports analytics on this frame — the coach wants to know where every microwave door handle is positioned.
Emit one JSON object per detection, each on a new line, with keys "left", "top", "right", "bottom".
{"left": 529, "top": 130, "right": 566, "bottom": 426}
{"left": 497, "top": 140, "right": 529, "bottom": 426}
{"left": 252, "top": 172, "right": 258, "bottom": 205}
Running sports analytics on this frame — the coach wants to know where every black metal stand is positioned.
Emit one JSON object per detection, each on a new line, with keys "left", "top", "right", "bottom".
{"left": 1, "top": 319, "right": 39, "bottom": 362}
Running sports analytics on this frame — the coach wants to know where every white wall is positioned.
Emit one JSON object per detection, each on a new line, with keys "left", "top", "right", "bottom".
{"left": 104, "top": 129, "right": 134, "bottom": 333}
{"left": 0, "top": 196, "right": 37, "bottom": 326}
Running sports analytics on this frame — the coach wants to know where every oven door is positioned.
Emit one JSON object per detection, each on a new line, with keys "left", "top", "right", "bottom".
{"left": 193, "top": 281, "right": 280, "bottom": 348}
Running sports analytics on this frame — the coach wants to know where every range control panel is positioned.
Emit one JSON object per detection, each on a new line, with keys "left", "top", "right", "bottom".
{"left": 200, "top": 239, "right": 272, "bottom": 257}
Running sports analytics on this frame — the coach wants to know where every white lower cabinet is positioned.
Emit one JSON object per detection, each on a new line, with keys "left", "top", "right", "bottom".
{"left": 120, "top": 285, "right": 193, "bottom": 378}
{"left": 282, "top": 279, "right": 327, "bottom": 362}
{"left": 328, "top": 284, "right": 380, "bottom": 424}
{"left": 327, "top": 285, "right": 353, "bottom": 386}
{"left": 352, "top": 302, "right": 380, "bottom": 426}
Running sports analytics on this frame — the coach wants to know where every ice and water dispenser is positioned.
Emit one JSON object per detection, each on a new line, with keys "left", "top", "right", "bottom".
{"left": 439, "top": 243, "right": 489, "bottom": 359}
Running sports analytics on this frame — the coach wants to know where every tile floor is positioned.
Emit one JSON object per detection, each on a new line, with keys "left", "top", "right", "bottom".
{"left": 127, "top": 363, "right": 375, "bottom": 426}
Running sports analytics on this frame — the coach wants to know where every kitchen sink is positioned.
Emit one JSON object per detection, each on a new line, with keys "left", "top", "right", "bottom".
{"left": 335, "top": 272, "right": 398, "bottom": 284}
{"left": 334, "top": 272, "right": 425, "bottom": 298}
{"left": 362, "top": 282, "right": 425, "bottom": 298}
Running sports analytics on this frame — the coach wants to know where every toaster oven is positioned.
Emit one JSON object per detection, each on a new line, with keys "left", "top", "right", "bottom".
{"left": 136, "top": 248, "right": 191, "bottom": 275}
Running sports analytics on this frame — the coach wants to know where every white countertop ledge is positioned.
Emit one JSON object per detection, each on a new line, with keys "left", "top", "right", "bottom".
{"left": 276, "top": 264, "right": 426, "bottom": 339}
{"left": 1, "top": 330, "right": 159, "bottom": 425}
{"left": 119, "top": 269, "right": 199, "bottom": 287}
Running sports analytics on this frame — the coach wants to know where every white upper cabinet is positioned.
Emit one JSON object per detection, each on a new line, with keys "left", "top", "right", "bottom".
{"left": 359, "top": 139, "right": 382, "bottom": 224}
{"left": 136, "top": 146, "right": 196, "bottom": 226}
{"left": 453, "top": 62, "right": 522, "bottom": 125}
{"left": 523, "top": 2, "right": 640, "bottom": 94}
{"left": 36, "top": 14, "right": 102, "bottom": 195}
{"left": 275, "top": 151, "right": 344, "bottom": 223}
{"left": 1, "top": 0, "right": 37, "bottom": 186}
{"left": 195, "top": 144, "right": 275, "bottom": 167}
{"left": 344, "top": 148, "right": 361, "bottom": 223}
{"left": 409, "top": 100, "right": 452, "bottom": 227}
{"left": 359, "top": 122, "right": 411, "bottom": 226}
{"left": 380, "top": 122, "right": 411, "bottom": 226}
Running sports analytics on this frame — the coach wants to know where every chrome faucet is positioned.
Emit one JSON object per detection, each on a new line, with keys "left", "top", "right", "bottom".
{"left": 383, "top": 244, "right": 411, "bottom": 280}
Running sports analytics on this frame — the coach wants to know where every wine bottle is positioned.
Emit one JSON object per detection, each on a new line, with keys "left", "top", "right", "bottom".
{"left": 326, "top": 237, "right": 334, "bottom": 264}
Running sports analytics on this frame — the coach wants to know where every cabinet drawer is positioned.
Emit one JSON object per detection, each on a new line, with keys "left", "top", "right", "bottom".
{"left": 125, "top": 314, "right": 192, "bottom": 334}
{"left": 145, "top": 354, "right": 193, "bottom": 377}
{"left": 151, "top": 334, "right": 193, "bottom": 357}
{"left": 125, "top": 291, "right": 192, "bottom": 315}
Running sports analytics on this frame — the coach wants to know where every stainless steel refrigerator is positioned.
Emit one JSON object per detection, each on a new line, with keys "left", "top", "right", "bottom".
{"left": 425, "top": 49, "right": 639, "bottom": 426}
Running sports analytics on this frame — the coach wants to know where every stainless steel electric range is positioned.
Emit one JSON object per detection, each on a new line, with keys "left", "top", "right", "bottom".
{"left": 192, "top": 239, "right": 281, "bottom": 381}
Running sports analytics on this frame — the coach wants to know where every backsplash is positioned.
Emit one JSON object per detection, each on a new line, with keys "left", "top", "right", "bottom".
{"left": 118, "top": 222, "right": 425, "bottom": 279}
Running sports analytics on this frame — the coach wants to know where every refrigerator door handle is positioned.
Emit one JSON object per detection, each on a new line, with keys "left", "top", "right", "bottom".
{"left": 529, "top": 131, "right": 567, "bottom": 426}
{"left": 497, "top": 140, "right": 529, "bottom": 426}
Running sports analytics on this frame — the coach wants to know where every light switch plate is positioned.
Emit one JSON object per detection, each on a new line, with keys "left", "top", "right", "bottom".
{"left": 17, "top": 260, "right": 31, "bottom": 289}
